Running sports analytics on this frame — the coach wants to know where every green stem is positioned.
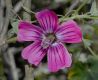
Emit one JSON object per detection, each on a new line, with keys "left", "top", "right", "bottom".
{"left": 75, "top": 0, "right": 88, "bottom": 13}
{"left": 83, "top": 39, "right": 98, "bottom": 58}
{"left": 87, "top": 46, "right": 97, "bottom": 57}
{"left": 22, "top": 5, "right": 35, "bottom": 14}
{"left": 59, "top": 14, "right": 98, "bottom": 22}
{"left": 0, "top": 37, "right": 17, "bottom": 47}
{"left": 87, "top": 69, "right": 95, "bottom": 79}
{"left": 6, "top": 37, "right": 17, "bottom": 44}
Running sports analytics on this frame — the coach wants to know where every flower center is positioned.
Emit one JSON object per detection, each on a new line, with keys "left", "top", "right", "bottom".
{"left": 41, "top": 33, "right": 56, "bottom": 49}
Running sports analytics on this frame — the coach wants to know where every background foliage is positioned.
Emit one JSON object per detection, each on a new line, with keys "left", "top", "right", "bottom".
{"left": 0, "top": 0, "right": 98, "bottom": 80}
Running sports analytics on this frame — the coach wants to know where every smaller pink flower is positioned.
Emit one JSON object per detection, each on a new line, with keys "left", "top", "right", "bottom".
{"left": 17, "top": 9, "right": 82, "bottom": 72}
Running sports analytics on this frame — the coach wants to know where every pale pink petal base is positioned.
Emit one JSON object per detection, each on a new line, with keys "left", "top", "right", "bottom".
{"left": 35, "top": 9, "right": 58, "bottom": 33}
{"left": 56, "top": 20, "right": 82, "bottom": 43}
{"left": 48, "top": 43, "right": 72, "bottom": 72}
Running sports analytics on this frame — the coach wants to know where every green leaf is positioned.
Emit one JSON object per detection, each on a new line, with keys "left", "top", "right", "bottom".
{"left": 87, "top": 56, "right": 98, "bottom": 80}
{"left": 90, "top": 0, "right": 98, "bottom": 16}
{"left": 68, "top": 62, "right": 88, "bottom": 80}
{"left": 7, "top": 28, "right": 15, "bottom": 38}
{"left": 11, "top": 19, "right": 19, "bottom": 34}
{"left": 68, "top": 59, "right": 98, "bottom": 80}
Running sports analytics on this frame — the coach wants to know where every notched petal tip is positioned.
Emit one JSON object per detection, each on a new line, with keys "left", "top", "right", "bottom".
{"left": 35, "top": 9, "right": 49, "bottom": 17}
{"left": 28, "top": 58, "right": 39, "bottom": 66}
{"left": 21, "top": 42, "right": 46, "bottom": 66}
{"left": 48, "top": 43, "right": 72, "bottom": 72}
{"left": 18, "top": 20, "right": 33, "bottom": 29}
{"left": 17, "top": 20, "right": 43, "bottom": 42}
{"left": 67, "top": 20, "right": 82, "bottom": 38}
{"left": 35, "top": 9, "right": 58, "bottom": 33}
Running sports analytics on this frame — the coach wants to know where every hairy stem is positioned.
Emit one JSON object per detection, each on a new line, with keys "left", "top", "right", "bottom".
{"left": 75, "top": 0, "right": 88, "bottom": 13}
{"left": 59, "top": 14, "right": 98, "bottom": 22}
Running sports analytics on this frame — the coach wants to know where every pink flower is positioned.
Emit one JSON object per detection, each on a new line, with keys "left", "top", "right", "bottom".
{"left": 17, "top": 9, "right": 82, "bottom": 72}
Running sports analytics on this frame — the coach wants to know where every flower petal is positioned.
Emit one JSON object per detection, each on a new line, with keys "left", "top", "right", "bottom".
{"left": 47, "top": 43, "right": 72, "bottom": 72}
{"left": 17, "top": 21, "right": 43, "bottom": 42}
{"left": 35, "top": 9, "right": 58, "bottom": 33}
{"left": 56, "top": 20, "right": 82, "bottom": 43}
{"left": 21, "top": 42, "right": 40, "bottom": 59}
{"left": 22, "top": 42, "right": 46, "bottom": 66}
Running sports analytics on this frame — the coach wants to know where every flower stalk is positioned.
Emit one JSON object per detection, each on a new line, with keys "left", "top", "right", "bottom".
{"left": 59, "top": 14, "right": 98, "bottom": 22}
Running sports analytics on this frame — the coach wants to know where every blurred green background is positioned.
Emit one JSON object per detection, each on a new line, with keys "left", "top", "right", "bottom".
{"left": 0, "top": 0, "right": 98, "bottom": 80}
